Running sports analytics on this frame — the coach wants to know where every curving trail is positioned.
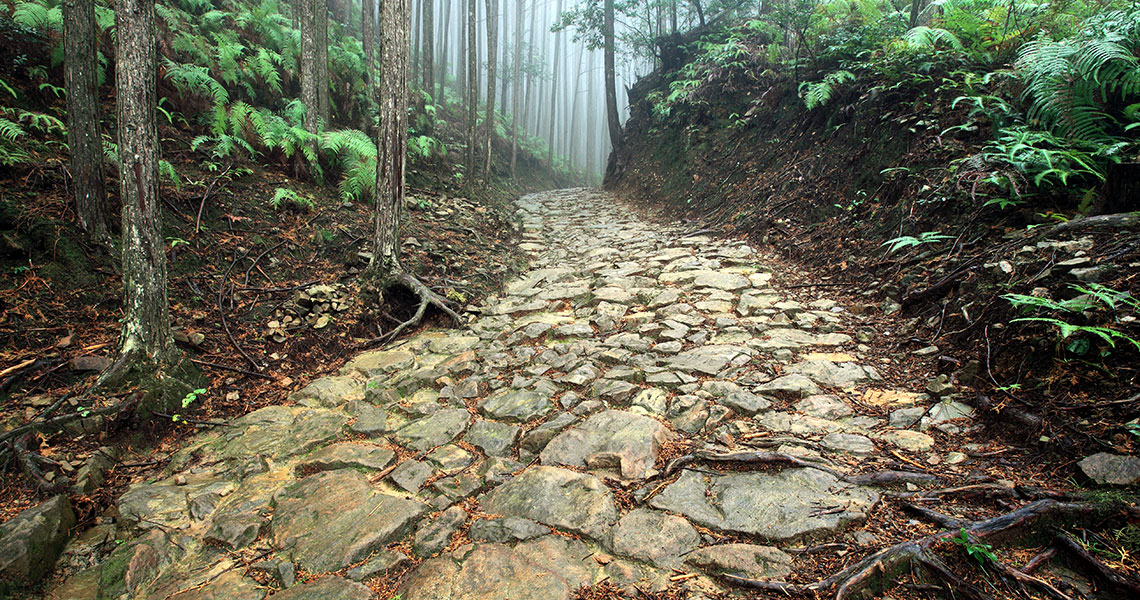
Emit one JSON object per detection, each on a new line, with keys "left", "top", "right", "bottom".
{"left": 50, "top": 189, "right": 977, "bottom": 600}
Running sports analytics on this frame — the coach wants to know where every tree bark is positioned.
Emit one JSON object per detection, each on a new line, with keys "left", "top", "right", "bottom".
{"left": 464, "top": 0, "right": 478, "bottom": 188}
{"left": 522, "top": 0, "right": 537, "bottom": 136}
{"left": 422, "top": 0, "right": 434, "bottom": 98}
{"left": 364, "top": 0, "right": 410, "bottom": 284}
{"left": 569, "top": 41, "right": 584, "bottom": 172}
{"left": 547, "top": 0, "right": 563, "bottom": 168}
{"left": 910, "top": 0, "right": 925, "bottom": 28}
{"left": 510, "top": 0, "right": 523, "bottom": 177}
{"left": 63, "top": 0, "right": 110, "bottom": 246}
{"left": 362, "top": 0, "right": 375, "bottom": 83}
{"left": 438, "top": 0, "right": 450, "bottom": 102}
{"left": 115, "top": 0, "right": 177, "bottom": 367}
{"left": 300, "top": 0, "right": 320, "bottom": 134}
{"left": 603, "top": 0, "right": 622, "bottom": 150}
{"left": 457, "top": 0, "right": 467, "bottom": 97}
{"left": 482, "top": 0, "right": 498, "bottom": 179}
{"left": 316, "top": 0, "right": 330, "bottom": 126}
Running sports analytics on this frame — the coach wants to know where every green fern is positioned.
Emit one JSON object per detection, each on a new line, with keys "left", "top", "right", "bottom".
{"left": 0, "top": 118, "right": 26, "bottom": 143}
{"left": 271, "top": 187, "right": 314, "bottom": 211}
{"left": 12, "top": 2, "right": 61, "bottom": 33}
{"left": 800, "top": 71, "right": 856, "bottom": 110}
{"left": 903, "top": 26, "right": 964, "bottom": 52}
{"left": 1016, "top": 11, "right": 1140, "bottom": 141}
{"left": 163, "top": 60, "right": 230, "bottom": 107}
{"left": 321, "top": 129, "right": 377, "bottom": 202}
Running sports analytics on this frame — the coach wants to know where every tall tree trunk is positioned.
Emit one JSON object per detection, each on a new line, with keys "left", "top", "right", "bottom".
{"left": 63, "top": 0, "right": 110, "bottom": 246}
{"left": 438, "top": 0, "right": 450, "bottom": 102}
{"left": 569, "top": 43, "right": 583, "bottom": 173}
{"left": 522, "top": 0, "right": 537, "bottom": 135}
{"left": 587, "top": 48, "right": 597, "bottom": 182}
{"left": 300, "top": 0, "right": 320, "bottom": 135}
{"left": 362, "top": 0, "right": 375, "bottom": 82}
{"left": 464, "top": 0, "right": 478, "bottom": 189}
{"left": 422, "top": 0, "right": 434, "bottom": 96}
{"left": 364, "top": 0, "right": 410, "bottom": 283}
{"left": 115, "top": 0, "right": 178, "bottom": 374}
{"left": 547, "top": 0, "right": 563, "bottom": 168}
{"left": 457, "top": 0, "right": 466, "bottom": 95}
{"left": 909, "top": 0, "right": 925, "bottom": 28}
{"left": 316, "top": 0, "right": 330, "bottom": 126}
{"left": 482, "top": 0, "right": 497, "bottom": 179}
{"left": 671, "top": 0, "right": 677, "bottom": 33}
{"left": 603, "top": 0, "right": 622, "bottom": 150}
{"left": 509, "top": 0, "right": 523, "bottom": 177}
{"left": 690, "top": 0, "right": 705, "bottom": 26}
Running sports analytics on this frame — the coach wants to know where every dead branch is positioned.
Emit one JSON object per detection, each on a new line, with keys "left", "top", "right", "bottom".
{"left": 12, "top": 433, "right": 70, "bottom": 494}
{"left": 219, "top": 252, "right": 261, "bottom": 370}
{"left": 190, "top": 359, "right": 274, "bottom": 380}
{"left": 1046, "top": 212, "right": 1140, "bottom": 235}
{"left": 719, "top": 499, "right": 1115, "bottom": 599}
{"left": 1054, "top": 530, "right": 1140, "bottom": 596}
{"left": 655, "top": 450, "right": 940, "bottom": 489}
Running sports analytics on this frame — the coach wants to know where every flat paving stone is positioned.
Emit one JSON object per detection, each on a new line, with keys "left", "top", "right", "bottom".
{"left": 649, "top": 468, "right": 879, "bottom": 542}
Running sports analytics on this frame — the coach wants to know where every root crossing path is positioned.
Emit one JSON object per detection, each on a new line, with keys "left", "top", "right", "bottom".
{"left": 53, "top": 189, "right": 982, "bottom": 599}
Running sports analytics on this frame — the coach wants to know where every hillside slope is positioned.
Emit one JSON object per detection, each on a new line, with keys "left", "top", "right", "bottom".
{"left": 608, "top": 13, "right": 1140, "bottom": 462}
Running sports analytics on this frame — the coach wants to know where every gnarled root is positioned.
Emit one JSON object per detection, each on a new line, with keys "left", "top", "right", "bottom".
{"left": 719, "top": 500, "right": 1125, "bottom": 600}
{"left": 656, "top": 449, "right": 941, "bottom": 487}
{"left": 362, "top": 272, "right": 464, "bottom": 348}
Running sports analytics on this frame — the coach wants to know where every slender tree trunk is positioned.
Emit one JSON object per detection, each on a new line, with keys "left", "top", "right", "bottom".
{"left": 547, "top": 0, "right": 562, "bottom": 168}
{"left": 587, "top": 48, "right": 597, "bottom": 181}
{"left": 316, "top": 0, "right": 330, "bottom": 125}
{"left": 422, "top": 0, "right": 434, "bottom": 96}
{"left": 910, "top": 0, "right": 925, "bottom": 28}
{"left": 482, "top": 0, "right": 497, "bottom": 179}
{"left": 458, "top": 0, "right": 467, "bottom": 95}
{"left": 362, "top": 0, "right": 375, "bottom": 82}
{"left": 115, "top": 0, "right": 178, "bottom": 372}
{"left": 690, "top": 0, "right": 705, "bottom": 26}
{"left": 411, "top": 0, "right": 421, "bottom": 87}
{"left": 63, "top": 0, "right": 110, "bottom": 246}
{"left": 464, "top": 0, "right": 478, "bottom": 188}
{"left": 300, "top": 0, "right": 320, "bottom": 135}
{"left": 603, "top": 0, "right": 622, "bottom": 150}
{"left": 364, "top": 0, "right": 410, "bottom": 284}
{"left": 522, "top": 0, "right": 537, "bottom": 136}
{"left": 439, "top": 0, "right": 450, "bottom": 102}
{"left": 671, "top": 0, "right": 678, "bottom": 33}
{"left": 569, "top": 43, "right": 583, "bottom": 173}
{"left": 510, "top": 0, "right": 523, "bottom": 177}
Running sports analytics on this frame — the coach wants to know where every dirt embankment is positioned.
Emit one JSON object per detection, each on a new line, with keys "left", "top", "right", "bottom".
{"left": 608, "top": 67, "right": 1140, "bottom": 462}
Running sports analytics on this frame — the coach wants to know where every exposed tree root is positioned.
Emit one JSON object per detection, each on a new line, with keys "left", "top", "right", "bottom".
{"left": 1054, "top": 530, "right": 1140, "bottom": 596}
{"left": 719, "top": 499, "right": 1129, "bottom": 599}
{"left": 361, "top": 272, "right": 463, "bottom": 348}
{"left": 12, "top": 433, "right": 70, "bottom": 494}
{"left": 654, "top": 449, "right": 940, "bottom": 488}
{"left": 890, "top": 483, "right": 1078, "bottom": 502}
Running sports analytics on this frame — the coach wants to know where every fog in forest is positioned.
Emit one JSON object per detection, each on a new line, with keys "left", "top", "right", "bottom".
{"left": 404, "top": 0, "right": 721, "bottom": 183}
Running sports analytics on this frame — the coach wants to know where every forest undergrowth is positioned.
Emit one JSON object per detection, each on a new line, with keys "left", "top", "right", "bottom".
{"left": 607, "top": 1, "right": 1140, "bottom": 597}
{"left": 0, "top": 0, "right": 566, "bottom": 532}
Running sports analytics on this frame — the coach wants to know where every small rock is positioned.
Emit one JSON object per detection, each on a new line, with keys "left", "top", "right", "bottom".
{"left": 69, "top": 356, "right": 111, "bottom": 372}
{"left": 1078, "top": 453, "right": 1140, "bottom": 486}
{"left": 0, "top": 496, "right": 75, "bottom": 584}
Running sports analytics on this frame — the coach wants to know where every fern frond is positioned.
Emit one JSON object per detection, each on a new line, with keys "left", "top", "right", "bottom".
{"left": 13, "top": 2, "right": 61, "bottom": 33}
{"left": 0, "top": 118, "right": 26, "bottom": 142}
{"left": 904, "top": 26, "right": 964, "bottom": 52}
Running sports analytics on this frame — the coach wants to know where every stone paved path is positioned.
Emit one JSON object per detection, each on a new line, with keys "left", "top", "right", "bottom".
{"left": 51, "top": 189, "right": 977, "bottom": 600}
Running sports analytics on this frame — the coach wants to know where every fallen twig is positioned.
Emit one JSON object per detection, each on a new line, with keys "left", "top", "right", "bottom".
{"left": 720, "top": 499, "right": 1113, "bottom": 599}
{"left": 190, "top": 359, "right": 274, "bottom": 380}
